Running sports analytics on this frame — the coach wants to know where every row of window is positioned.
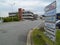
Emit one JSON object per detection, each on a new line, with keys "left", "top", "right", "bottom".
{"left": 23, "top": 12, "right": 33, "bottom": 14}
{"left": 23, "top": 15, "right": 32, "bottom": 16}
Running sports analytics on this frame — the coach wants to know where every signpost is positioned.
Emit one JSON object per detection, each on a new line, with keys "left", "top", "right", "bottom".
{"left": 44, "top": 1, "right": 56, "bottom": 42}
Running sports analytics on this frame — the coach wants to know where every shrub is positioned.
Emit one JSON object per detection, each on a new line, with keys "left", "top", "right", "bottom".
{"left": 13, "top": 17, "right": 20, "bottom": 21}
{"left": 3, "top": 17, "right": 12, "bottom": 22}
{"left": 3, "top": 17, "right": 20, "bottom": 22}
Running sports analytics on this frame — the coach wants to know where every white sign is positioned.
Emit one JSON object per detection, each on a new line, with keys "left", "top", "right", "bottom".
{"left": 45, "top": 22, "right": 55, "bottom": 29}
{"left": 45, "top": 1, "right": 56, "bottom": 12}
{"left": 44, "top": 1, "right": 56, "bottom": 42}
{"left": 45, "top": 16, "right": 56, "bottom": 22}
{"left": 45, "top": 9, "right": 56, "bottom": 16}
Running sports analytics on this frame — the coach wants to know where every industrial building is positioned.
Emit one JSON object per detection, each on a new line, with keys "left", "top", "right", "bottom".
{"left": 18, "top": 8, "right": 38, "bottom": 20}
{"left": 9, "top": 8, "right": 38, "bottom": 20}
{"left": 22, "top": 11, "right": 34, "bottom": 19}
{"left": 9, "top": 12, "right": 18, "bottom": 17}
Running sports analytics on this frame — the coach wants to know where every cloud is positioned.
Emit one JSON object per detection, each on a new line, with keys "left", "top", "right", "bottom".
{"left": 12, "top": 0, "right": 49, "bottom": 8}
{"left": 0, "top": 0, "right": 59, "bottom": 17}
{"left": 0, "top": 0, "right": 49, "bottom": 7}
{"left": 0, "top": 12, "right": 8, "bottom": 17}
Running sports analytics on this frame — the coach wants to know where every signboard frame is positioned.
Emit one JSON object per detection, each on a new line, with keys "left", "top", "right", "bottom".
{"left": 44, "top": 1, "right": 56, "bottom": 42}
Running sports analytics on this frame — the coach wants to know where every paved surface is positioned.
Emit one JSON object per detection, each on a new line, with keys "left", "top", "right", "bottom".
{"left": 0, "top": 20, "right": 41, "bottom": 45}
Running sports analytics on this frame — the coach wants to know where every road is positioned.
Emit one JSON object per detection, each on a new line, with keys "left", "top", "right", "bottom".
{"left": 0, "top": 20, "right": 42, "bottom": 45}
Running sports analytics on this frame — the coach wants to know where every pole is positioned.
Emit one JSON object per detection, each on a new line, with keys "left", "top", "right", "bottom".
{"left": 11, "top": 3, "right": 13, "bottom": 21}
{"left": 11, "top": 3, "right": 15, "bottom": 21}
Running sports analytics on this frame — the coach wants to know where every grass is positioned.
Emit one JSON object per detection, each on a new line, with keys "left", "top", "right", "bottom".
{"left": 56, "top": 29, "right": 60, "bottom": 45}
{"left": 31, "top": 28, "right": 46, "bottom": 45}
{"left": 31, "top": 28, "right": 54, "bottom": 45}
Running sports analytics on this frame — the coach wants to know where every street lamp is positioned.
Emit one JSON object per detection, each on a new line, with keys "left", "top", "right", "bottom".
{"left": 11, "top": 3, "right": 15, "bottom": 21}
{"left": 9, "top": 3, "right": 15, "bottom": 21}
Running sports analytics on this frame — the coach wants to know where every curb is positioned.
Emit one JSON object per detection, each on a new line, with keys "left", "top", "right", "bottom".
{"left": 26, "top": 20, "right": 45, "bottom": 45}
{"left": 26, "top": 27, "right": 39, "bottom": 45}
{"left": 26, "top": 29, "right": 33, "bottom": 45}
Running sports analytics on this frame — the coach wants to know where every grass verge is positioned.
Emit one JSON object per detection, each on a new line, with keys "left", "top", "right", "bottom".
{"left": 56, "top": 29, "right": 60, "bottom": 45}
{"left": 31, "top": 28, "right": 54, "bottom": 45}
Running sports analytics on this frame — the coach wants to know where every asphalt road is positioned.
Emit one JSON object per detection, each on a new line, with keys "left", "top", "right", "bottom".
{"left": 0, "top": 20, "right": 42, "bottom": 45}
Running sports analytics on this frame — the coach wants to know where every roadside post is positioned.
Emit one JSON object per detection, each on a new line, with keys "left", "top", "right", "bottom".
{"left": 0, "top": 17, "right": 3, "bottom": 23}
{"left": 44, "top": 1, "right": 56, "bottom": 43}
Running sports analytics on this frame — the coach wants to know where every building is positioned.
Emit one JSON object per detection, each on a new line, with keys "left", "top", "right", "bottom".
{"left": 33, "top": 14, "right": 38, "bottom": 20}
{"left": 9, "top": 8, "right": 38, "bottom": 20}
{"left": 18, "top": 8, "right": 23, "bottom": 20}
{"left": 9, "top": 12, "right": 18, "bottom": 17}
{"left": 18, "top": 8, "right": 38, "bottom": 20}
{"left": 22, "top": 11, "right": 34, "bottom": 19}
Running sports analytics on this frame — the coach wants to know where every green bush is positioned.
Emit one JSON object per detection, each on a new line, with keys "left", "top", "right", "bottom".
{"left": 3, "top": 17, "right": 20, "bottom": 22}
{"left": 0, "top": 17, "right": 1, "bottom": 20}
{"left": 3, "top": 17, "right": 12, "bottom": 22}
{"left": 13, "top": 17, "right": 20, "bottom": 21}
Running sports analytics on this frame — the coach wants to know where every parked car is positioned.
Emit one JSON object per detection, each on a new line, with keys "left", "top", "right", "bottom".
{"left": 56, "top": 20, "right": 60, "bottom": 29}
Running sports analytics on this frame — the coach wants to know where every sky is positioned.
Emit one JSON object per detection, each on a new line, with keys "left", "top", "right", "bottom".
{"left": 0, "top": 0, "right": 60, "bottom": 17}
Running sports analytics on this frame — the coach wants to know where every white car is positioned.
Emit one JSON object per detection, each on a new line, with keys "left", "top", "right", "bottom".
{"left": 56, "top": 20, "right": 60, "bottom": 29}
{"left": 56, "top": 20, "right": 60, "bottom": 24}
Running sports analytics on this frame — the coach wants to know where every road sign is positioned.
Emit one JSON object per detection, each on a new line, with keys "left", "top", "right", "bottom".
{"left": 44, "top": 1, "right": 56, "bottom": 42}
{"left": 45, "top": 1, "right": 56, "bottom": 12}
{"left": 45, "top": 16, "right": 56, "bottom": 22}
{"left": 45, "top": 9, "right": 56, "bottom": 16}
{"left": 45, "top": 22, "right": 55, "bottom": 29}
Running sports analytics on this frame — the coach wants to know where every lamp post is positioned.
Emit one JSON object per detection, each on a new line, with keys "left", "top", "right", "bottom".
{"left": 11, "top": 3, "right": 15, "bottom": 21}
{"left": 0, "top": 13, "right": 3, "bottom": 23}
{"left": 10, "top": 3, "right": 15, "bottom": 21}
